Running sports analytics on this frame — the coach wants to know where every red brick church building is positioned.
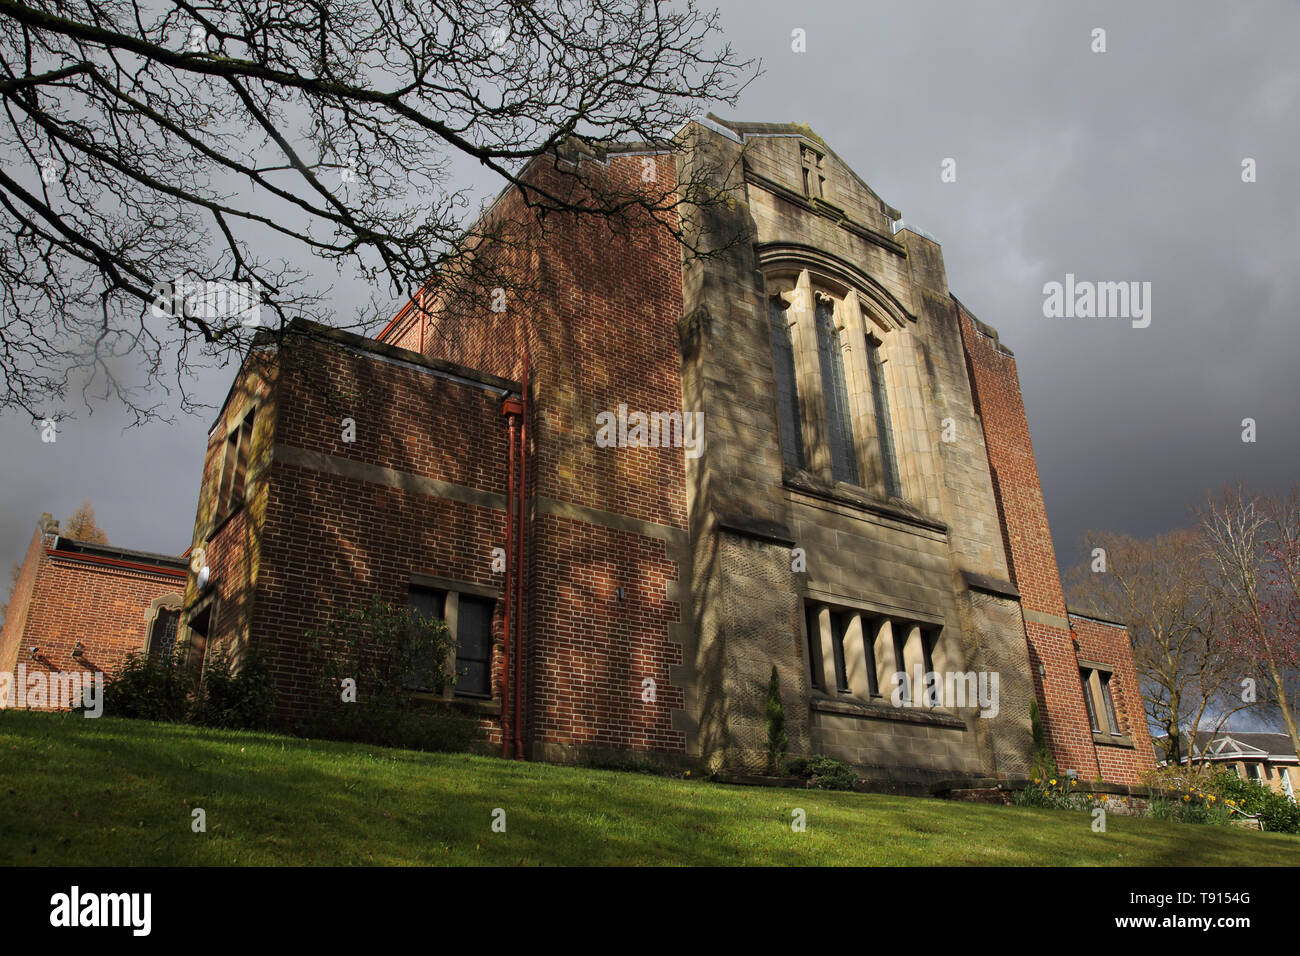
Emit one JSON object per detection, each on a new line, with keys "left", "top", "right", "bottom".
{"left": 16, "top": 117, "right": 1156, "bottom": 786}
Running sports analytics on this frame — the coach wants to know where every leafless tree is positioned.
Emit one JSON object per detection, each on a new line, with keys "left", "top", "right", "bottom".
{"left": 1066, "top": 527, "right": 1248, "bottom": 765}
{"left": 0, "top": 1, "right": 754, "bottom": 422}
{"left": 1199, "top": 484, "right": 1300, "bottom": 764}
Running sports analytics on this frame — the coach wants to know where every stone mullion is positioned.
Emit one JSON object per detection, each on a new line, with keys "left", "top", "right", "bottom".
{"left": 787, "top": 270, "right": 830, "bottom": 483}
{"left": 443, "top": 591, "right": 460, "bottom": 702}
{"left": 882, "top": 618, "right": 910, "bottom": 702}
{"left": 893, "top": 328, "right": 943, "bottom": 513}
{"left": 839, "top": 291, "right": 884, "bottom": 495}
{"left": 842, "top": 611, "right": 874, "bottom": 699}
{"left": 902, "top": 623, "right": 927, "bottom": 708}
{"left": 875, "top": 332, "right": 909, "bottom": 502}
{"left": 815, "top": 605, "right": 836, "bottom": 693}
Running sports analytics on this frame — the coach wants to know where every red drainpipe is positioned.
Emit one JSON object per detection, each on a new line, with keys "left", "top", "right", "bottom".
{"left": 500, "top": 404, "right": 518, "bottom": 758}
{"left": 514, "top": 354, "right": 529, "bottom": 759}
{"left": 500, "top": 394, "right": 524, "bottom": 758}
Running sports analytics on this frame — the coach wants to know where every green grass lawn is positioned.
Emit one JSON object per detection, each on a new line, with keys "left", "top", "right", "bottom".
{"left": 2, "top": 710, "right": 1296, "bottom": 866}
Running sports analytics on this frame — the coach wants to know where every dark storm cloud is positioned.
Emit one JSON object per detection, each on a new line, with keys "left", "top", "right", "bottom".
{"left": 1, "top": 1, "right": 1297, "bottom": 585}
{"left": 712, "top": 0, "right": 1300, "bottom": 571}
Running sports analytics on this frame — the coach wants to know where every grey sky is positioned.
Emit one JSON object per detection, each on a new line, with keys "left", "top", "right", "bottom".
{"left": 2, "top": 0, "right": 1297, "bottom": 594}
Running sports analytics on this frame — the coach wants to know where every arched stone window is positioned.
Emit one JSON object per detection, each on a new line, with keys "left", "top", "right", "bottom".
{"left": 814, "top": 292, "right": 858, "bottom": 484}
{"left": 767, "top": 294, "right": 805, "bottom": 470}
{"left": 144, "top": 593, "right": 184, "bottom": 661}
{"left": 762, "top": 265, "right": 911, "bottom": 503}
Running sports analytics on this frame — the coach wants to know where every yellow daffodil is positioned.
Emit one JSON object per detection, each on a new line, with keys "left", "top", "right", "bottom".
{"left": 1050, "top": 778, "right": 1057, "bottom": 786}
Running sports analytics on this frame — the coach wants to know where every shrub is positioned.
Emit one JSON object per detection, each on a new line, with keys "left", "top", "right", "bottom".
{"left": 785, "top": 754, "right": 858, "bottom": 791}
{"left": 1258, "top": 794, "right": 1300, "bottom": 833}
{"left": 298, "top": 598, "right": 480, "bottom": 753}
{"left": 303, "top": 597, "right": 457, "bottom": 707}
{"left": 765, "top": 666, "right": 788, "bottom": 775}
{"left": 100, "top": 643, "right": 275, "bottom": 731}
{"left": 100, "top": 648, "right": 193, "bottom": 722}
{"left": 190, "top": 646, "right": 273, "bottom": 731}
{"left": 1028, "top": 697, "right": 1056, "bottom": 780}
{"left": 1209, "top": 771, "right": 1299, "bottom": 834}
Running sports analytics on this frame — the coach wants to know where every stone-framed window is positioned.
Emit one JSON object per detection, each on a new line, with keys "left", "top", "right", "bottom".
{"left": 763, "top": 269, "right": 907, "bottom": 503}
{"left": 144, "top": 594, "right": 184, "bottom": 661}
{"left": 804, "top": 603, "right": 824, "bottom": 690}
{"left": 1080, "top": 664, "right": 1124, "bottom": 737}
{"left": 828, "top": 608, "right": 850, "bottom": 693}
{"left": 180, "top": 593, "right": 217, "bottom": 672}
{"left": 767, "top": 296, "right": 805, "bottom": 470}
{"left": 216, "top": 406, "right": 256, "bottom": 521}
{"left": 865, "top": 333, "right": 902, "bottom": 497}
{"left": 800, "top": 144, "right": 825, "bottom": 199}
{"left": 803, "top": 602, "right": 942, "bottom": 710}
{"left": 814, "top": 294, "right": 858, "bottom": 484}
{"left": 407, "top": 582, "right": 495, "bottom": 700}
{"left": 891, "top": 626, "right": 912, "bottom": 704}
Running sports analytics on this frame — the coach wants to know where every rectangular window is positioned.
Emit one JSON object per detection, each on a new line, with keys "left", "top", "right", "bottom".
{"left": 183, "top": 601, "right": 214, "bottom": 672}
{"left": 829, "top": 610, "right": 849, "bottom": 693}
{"left": 919, "top": 630, "right": 938, "bottom": 706}
{"left": 862, "top": 620, "right": 880, "bottom": 697}
{"left": 454, "top": 595, "right": 494, "bottom": 699}
{"left": 217, "top": 408, "right": 256, "bottom": 519}
{"left": 1099, "top": 672, "right": 1122, "bottom": 736}
{"left": 1080, "top": 668, "right": 1100, "bottom": 732}
{"left": 865, "top": 338, "right": 901, "bottom": 498}
{"left": 815, "top": 298, "right": 858, "bottom": 485}
{"left": 768, "top": 298, "right": 805, "bottom": 470}
{"left": 804, "top": 604, "right": 823, "bottom": 689}
{"left": 892, "top": 627, "right": 911, "bottom": 704}
{"left": 406, "top": 587, "right": 447, "bottom": 692}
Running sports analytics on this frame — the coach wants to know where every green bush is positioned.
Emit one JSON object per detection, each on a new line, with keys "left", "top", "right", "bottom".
{"left": 100, "top": 649, "right": 193, "bottom": 722}
{"left": 1028, "top": 697, "right": 1056, "bottom": 780}
{"left": 1210, "top": 771, "right": 1299, "bottom": 834}
{"left": 298, "top": 598, "right": 480, "bottom": 753}
{"left": 100, "top": 643, "right": 274, "bottom": 732}
{"left": 785, "top": 754, "right": 858, "bottom": 791}
{"left": 190, "top": 647, "right": 273, "bottom": 731}
{"left": 1258, "top": 795, "right": 1300, "bottom": 833}
{"left": 765, "top": 666, "right": 788, "bottom": 775}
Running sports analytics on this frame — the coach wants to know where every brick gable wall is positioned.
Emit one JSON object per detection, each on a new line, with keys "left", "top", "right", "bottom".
{"left": 0, "top": 530, "right": 184, "bottom": 708}
{"left": 380, "top": 151, "right": 689, "bottom": 759}
{"left": 958, "top": 303, "right": 1153, "bottom": 784}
